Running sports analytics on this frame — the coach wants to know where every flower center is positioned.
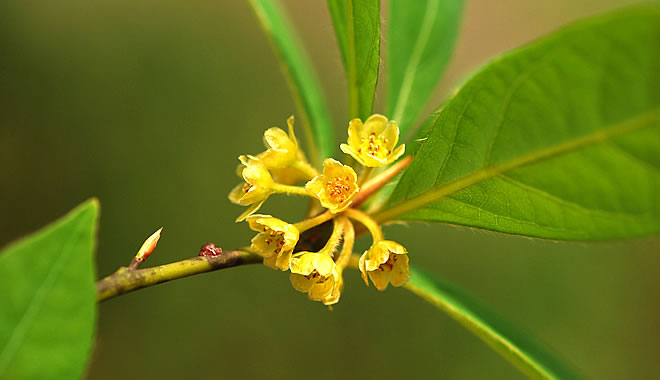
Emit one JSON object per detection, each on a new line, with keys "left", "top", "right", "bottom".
{"left": 262, "top": 227, "right": 286, "bottom": 253}
{"left": 305, "top": 270, "right": 328, "bottom": 283}
{"left": 242, "top": 183, "right": 252, "bottom": 193}
{"left": 377, "top": 251, "right": 397, "bottom": 272}
{"left": 325, "top": 176, "right": 354, "bottom": 203}
{"left": 357, "top": 132, "right": 391, "bottom": 160}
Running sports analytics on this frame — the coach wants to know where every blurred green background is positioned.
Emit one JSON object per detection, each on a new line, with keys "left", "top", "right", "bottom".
{"left": 1, "top": 0, "right": 658, "bottom": 379}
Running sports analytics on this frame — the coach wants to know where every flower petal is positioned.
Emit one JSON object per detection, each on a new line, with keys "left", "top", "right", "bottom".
{"left": 347, "top": 118, "right": 364, "bottom": 146}
{"left": 390, "top": 254, "right": 411, "bottom": 287}
{"left": 228, "top": 183, "right": 246, "bottom": 205}
{"left": 290, "top": 273, "right": 314, "bottom": 293}
{"left": 290, "top": 252, "right": 316, "bottom": 275}
{"left": 235, "top": 200, "right": 265, "bottom": 222}
{"left": 358, "top": 253, "right": 369, "bottom": 286}
{"left": 363, "top": 114, "right": 389, "bottom": 135}
{"left": 340, "top": 143, "right": 364, "bottom": 165}
{"left": 368, "top": 269, "right": 393, "bottom": 291}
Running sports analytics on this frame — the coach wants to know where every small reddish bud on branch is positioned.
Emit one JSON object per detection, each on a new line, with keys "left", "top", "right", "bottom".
{"left": 129, "top": 227, "right": 163, "bottom": 270}
{"left": 199, "top": 243, "right": 223, "bottom": 257}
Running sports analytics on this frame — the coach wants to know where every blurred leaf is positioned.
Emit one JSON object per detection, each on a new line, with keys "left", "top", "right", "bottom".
{"left": 386, "top": 0, "right": 463, "bottom": 137}
{"left": 378, "top": 7, "right": 660, "bottom": 240}
{"left": 406, "top": 266, "right": 583, "bottom": 380}
{"left": 0, "top": 200, "right": 99, "bottom": 380}
{"left": 250, "top": 0, "right": 335, "bottom": 163}
{"left": 328, "top": 0, "right": 381, "bottom": 120}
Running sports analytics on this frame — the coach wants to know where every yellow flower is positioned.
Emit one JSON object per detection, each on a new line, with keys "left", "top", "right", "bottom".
{"left": 305, "top": 158, "right": 359, "bottom": 213}
{"left": 289, "top": 251, "right": 339, "bottom": 303}
{"left": 359, "top": 240, "right": 410, "bottom": 291}
{"left": 246, "top": 215, "right": 299, "bottom": 271}
{"left": 256, "top": 116, "right": 298, "bottom": 169}
{"left": 340, "top": 114, "right": 405, "bottom": 167}
{"left": 228, "top": 156, "right": 274, "bottom": 221}
{"left": 269, "top": 166, "right": 310, "bottom": 185}
{"left": 321, "top": 269, "right": 344, "bottom": 306}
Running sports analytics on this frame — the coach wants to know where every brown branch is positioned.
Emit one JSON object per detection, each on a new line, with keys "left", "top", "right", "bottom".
{"left": 352, "top": 156, "right": 412, "bottom": 208}
{"left": 97, "top": 250, "right": 261, "bottom": 302}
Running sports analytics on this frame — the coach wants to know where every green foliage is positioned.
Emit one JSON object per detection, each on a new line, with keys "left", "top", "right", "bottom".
{"left": 327, "top": 0, "right": 381, "bottom": 120}
{"left": 386, "top": 0, "right": 463, "bottom": 136}
{"left": 382, "top": 6, "right": 660, "bottom": 240}
{"left": 0, "top": 200, "right": 99, "bottom": 380}
{"left": 407, "top": 266, "right": 583, "bottom": 380}
{"left": 250, "top": 0, "right": 335, "bottom": 164}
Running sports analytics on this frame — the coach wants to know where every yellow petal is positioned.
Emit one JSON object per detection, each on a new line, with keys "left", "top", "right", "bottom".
{"left": 263, "top": 127, "right": 292, "bottom": 150}
{"left": 242, "top": 162, "right": 273, "bottom": 188}
{"left": 368, "top": 269, "right": 393, "bottom": 291}
{"left": 250, "top": 233, "right": 275, "bottom": 257}
{"left": 228, "top": 183, "right": 246, "bottom": 205}
{"left": 323, "top": 158, "right": 354, "bottom": 180}
{"left": 390, "top": 254, "right": 411, "bottom": 287}
{"left": 347, "top": 118, "right": 363, "bottom": 147}
{"left": 290, "top": 252, "right": 316, "bottom": 275}
{"left": 308, "top": 276, "right": 335, "bottom": 301}
{"left": 263, "top": 255, "right": 278, "bottom": 270}
{"left": 322, "top": 270, "right": 344, "bottom": 305}
{"left": 235, "top": 201, "right": 265, "bottom": 222}
{"left": 364, "top": 242, "right": 390, "bottom": 272}
{"left": 275, "top": 249, "right": 293, "bottom": 271}
{"left": 362, "top": 114, "right": 389, "bottom": 135}
{"left": 304, "top": 176, "right": 327, "bottom": 199}
{"left": 387, "top": 144, "right": 406, "bottom": 164}
{"left": 258, "top": 128, "right": 297, "bottom": 168}
{"left": 270, "top": 166, "right": 308, "bottom": 185}
{"left": 290, "top": 273, "right": 314, "bottom": 293}
{"left": 239, "top": 186, "right": 270, "bottom": 205}
{"left": 358, "top": 253, "right": 369, "bottom": 286}
{"left": 339, "top": 143, "right": 365, "bottom": 166}
{"left": 312, "top": 253, "right": 335, "bottom": 277}
{"left": 382, "top": 120, "right": 400, "bottom": 150}
{"left": 286, "top": 115, "right": 298, "bottom": 146}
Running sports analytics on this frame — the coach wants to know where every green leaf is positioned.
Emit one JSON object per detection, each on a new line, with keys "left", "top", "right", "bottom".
{"left": 377, "top": 6, "right": 660, "bottom": 240}
{"left": 328, "top": 0, "right": 381, "bottom": 120}
{"left": 386, "top": 0, "right": 463, "bottom": 137}
{"left": 406, "top": 266, "right": 583, "bottom": 380}
{"left": 0, "top": 200, "right": 99, "bottom": 379}
{"left": 250, "top": 0, "right": 335, "bottom": 164}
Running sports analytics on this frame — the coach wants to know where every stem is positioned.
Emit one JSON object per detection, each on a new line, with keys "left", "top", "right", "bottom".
{"left": 292, "top": 160, "right": 319, "bottom": 179}
{"left": 357, "top": 166, "right": 373, "bottom": 187}
{"left": 318, "top": 217, "right": 345, "bottom": 256}
{"left": 352, "top": 156, "right": 411, "bottom": 208}
{"left": 335, "top": 217, "right": 354, "bottom": 269}
{"left": 344, "top": 208, "right": 383, "bottom": 242}
{"left": 294, "top": 210, "right": 334, "bottom": 232}
{"left": 97, "top": 250, "right": 261, "bottom": 302}
{"left": 272, "top": 183, "right": 310, "bottom": 197}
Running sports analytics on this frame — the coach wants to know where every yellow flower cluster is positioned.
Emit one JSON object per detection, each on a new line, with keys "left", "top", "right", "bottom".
{"left": 229, "top": 114, "right": 410, "bottom": 306}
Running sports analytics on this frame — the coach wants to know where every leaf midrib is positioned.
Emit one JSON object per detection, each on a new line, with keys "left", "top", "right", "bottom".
{"left": 0, "top": 216, "right": 87, "bottom": 373}
{"left": 390, "top": 0, "right": 440, "bottom": 123}
{"left": 345, "top": 0, "right": 359, "bottom": 119}
{"left": 374, "top": 108, "right": 660, "bottom": 223}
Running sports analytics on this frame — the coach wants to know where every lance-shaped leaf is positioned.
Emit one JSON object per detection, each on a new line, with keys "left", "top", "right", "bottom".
{"left": 0, "top": 200, "right": 99, "bottom": 379}
{"left": 328, "top": 0, "right": 381, "bottom": 120}
{"left": 387, "top": 0, "right": 463, "bottom": 137}
{"left": 406, "top": 267, "right": 583, "bottom": 380}
{"left": 250, "top": 0, "right": 335, "bottom": 164}
{"left": 377, "top": 6, "right": 660, "bottom": 240}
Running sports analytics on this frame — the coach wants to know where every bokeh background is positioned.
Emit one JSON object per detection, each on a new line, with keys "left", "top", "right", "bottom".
{"left": 1, "top": 0, "right": 659, "bottom": 379}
